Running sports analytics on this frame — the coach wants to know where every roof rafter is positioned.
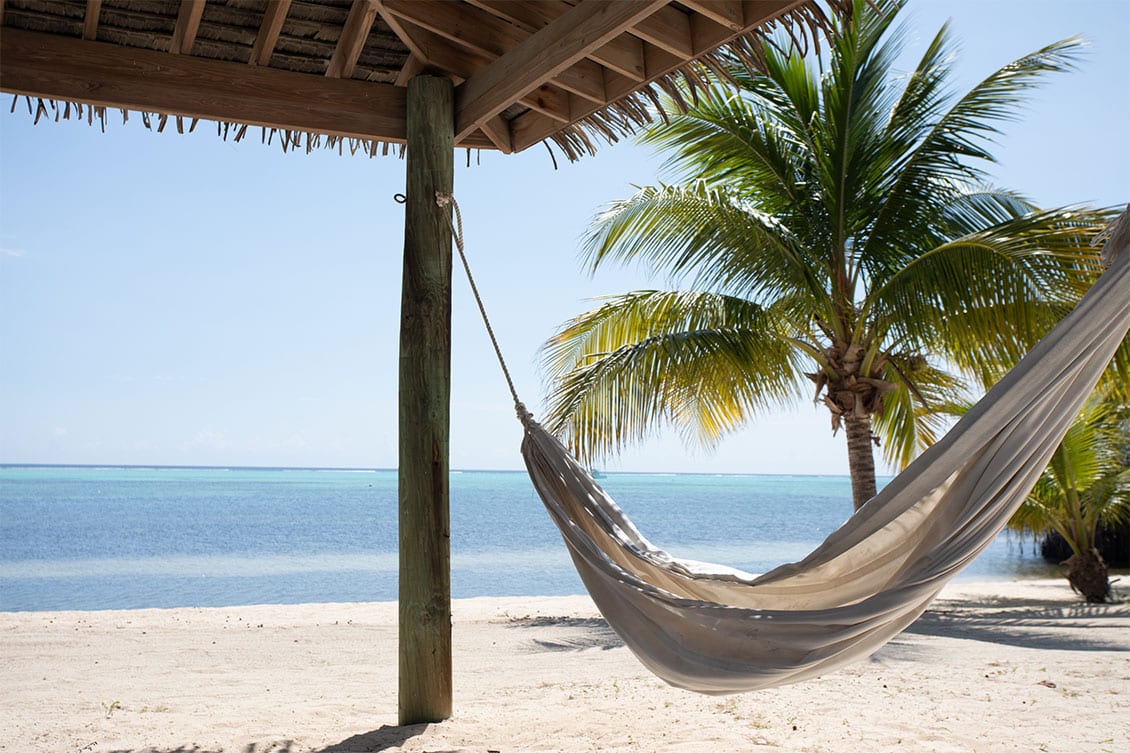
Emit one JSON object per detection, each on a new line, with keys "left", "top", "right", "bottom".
{"left": 393, "top": 19, "right": 572, "bottom": 125}
{"left": 83, "top": 0, "right": 102, "bottom": 41}
{"left": 382, "top": 0, "right": 608, "bottom": 105}
{"left": 375, "top": 0, "right": 429, "bottom": 72}
{"left": 358, "top": 7, "right": 517, "bottom": 153}
{"left": 680, "top": 0, "right": 744, "bottom": 32}
{"left": 326, "top": 0, "right": 379, "bottom": 79}
{"left": 466, "top": 0, "right": 647, "bottom": 82}
{"left": 455, "top": 0, "right": 668, "bottom": 142}
{"left": 510, "top": 0, "right": 808, "bottom": 151}
{"left": 170, "top": 0, "right": 206, "bottom": 55}
{"left": 394, "top": 52, "right": 426, "bottom": 86}
{"left": 248, "top": 0, "right": 291, "bottom": 66}
{"left": 629, "top": 4, "right": 694, "bottom": 57}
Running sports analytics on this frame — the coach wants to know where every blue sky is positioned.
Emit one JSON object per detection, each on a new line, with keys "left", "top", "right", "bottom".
{"left": 1, "top": 0, "right": 1128, "bottom": 474}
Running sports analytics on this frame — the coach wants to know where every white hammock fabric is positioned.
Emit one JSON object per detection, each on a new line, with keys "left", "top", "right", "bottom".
{"left": 515, "top": 225, "right": 1129, "bottom": 695}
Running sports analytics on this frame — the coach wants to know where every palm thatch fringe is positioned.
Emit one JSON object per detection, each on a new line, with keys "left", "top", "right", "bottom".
{"left": 8, "top": 0, "right": 850, "bottom": 163}
{"left": 10, "top": 93, "right": 406, "bottom": 158}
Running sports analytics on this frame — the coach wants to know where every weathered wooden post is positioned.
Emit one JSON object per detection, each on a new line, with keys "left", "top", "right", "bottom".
{"left": 398, "top": 74, "right": 454, "bottom": 725}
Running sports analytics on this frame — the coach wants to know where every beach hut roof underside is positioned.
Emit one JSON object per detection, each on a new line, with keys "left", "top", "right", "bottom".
{"left": 0, "top": 0, "right": 848, "bottom": 160}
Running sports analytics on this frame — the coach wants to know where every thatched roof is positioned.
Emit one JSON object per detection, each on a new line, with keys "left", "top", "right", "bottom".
{"left": 0, "top": 0, "right": 849, "bottom": 160}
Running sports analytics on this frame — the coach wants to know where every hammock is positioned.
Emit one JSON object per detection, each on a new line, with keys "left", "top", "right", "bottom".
{"left": 444, "top": 196, "right": 1130, "bottom": 694}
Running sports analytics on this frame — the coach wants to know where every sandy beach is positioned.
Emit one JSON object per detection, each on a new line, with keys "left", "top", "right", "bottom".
{"left": 2, "top": 578, "right": 1126, "bottom": 753}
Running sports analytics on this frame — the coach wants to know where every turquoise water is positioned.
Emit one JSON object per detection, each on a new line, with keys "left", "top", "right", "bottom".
{"left": 0, "top": 465, "right": 1054, "bottom": 611}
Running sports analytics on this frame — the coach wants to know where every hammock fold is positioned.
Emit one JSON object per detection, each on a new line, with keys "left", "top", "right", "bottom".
{"left": 519, "top": 236, "right": 1129, "bottom": 695}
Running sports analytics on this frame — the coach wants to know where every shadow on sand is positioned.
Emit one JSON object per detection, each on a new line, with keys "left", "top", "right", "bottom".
{"left": 906, "top": 599, "right": 1129, "bottom": 651}
{"left": 102, "top": 724, "right": 442, "bottom": 753}
{"left": 505, "top": 614, "right": 622, "bottom": 652}
{"left": 314, "top": 724, "right": 449, "bottom": 752}
{"left": 100, "top": 598, "right": 1127, "bottom": 753}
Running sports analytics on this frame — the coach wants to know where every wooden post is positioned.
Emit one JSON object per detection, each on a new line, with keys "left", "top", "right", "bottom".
{"left": 398, "top": 75, "right": 454, "bottom": 725}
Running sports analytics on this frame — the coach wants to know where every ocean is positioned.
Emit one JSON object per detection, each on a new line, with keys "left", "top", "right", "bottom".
{"left": 0, "top": 465, "right": 1056, "bottom": 612}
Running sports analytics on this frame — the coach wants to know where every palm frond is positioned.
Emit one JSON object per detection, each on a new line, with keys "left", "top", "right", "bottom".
{"left": 540, "top": 290, "right": 804, "bottom": 461}
{"left": 1008, "top": 397, "right": 1130, "bottom": 545}
{"left": 864, "top": 36, "right": 1086, "bottom": 261}
{"left": 583, "top": 182, "right": 831, "bottom": 309}
{"left": 871, "top": 358, "right": 967, "bottom": 469}
{"left": 813, "top": 0, "right": 908, "bottom": 256}
{"left": 867, "top": 205, "right": 1111, "bottom": 384}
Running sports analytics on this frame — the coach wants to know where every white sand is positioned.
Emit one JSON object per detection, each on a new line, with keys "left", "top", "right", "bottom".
{"left": 2, "top": 578, "right": 1127, "bottom": 753}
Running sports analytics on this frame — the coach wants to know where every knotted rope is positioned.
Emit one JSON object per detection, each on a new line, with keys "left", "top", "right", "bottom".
{"left": 434, "top": 192, "right": 534, "bottom": 427}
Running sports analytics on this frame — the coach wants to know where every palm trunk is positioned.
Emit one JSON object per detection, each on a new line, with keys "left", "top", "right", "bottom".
{"left": 1064, "top": 548, "right": 1111, "bottom": 603}
{"left": 843, "top": 413, "right": 877, "bottom": 511}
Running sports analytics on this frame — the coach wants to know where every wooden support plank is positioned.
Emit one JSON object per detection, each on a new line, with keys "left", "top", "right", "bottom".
{"left": 376, "top": 0, "right": 431, "bottom": 70}
{"left": 0, "top": 28, "right": 509, "bottom": 149}
{"left": 380, "top": 21, "right": 512, "bottom": 151}
{"left": 478, "top": 116, "right": 512, "bottom": 153}
{"left": 467, "top": 0, "right": 647, "bottom": 81}
{"left": 248, "top": 0, "right": 291, "bottom": 66}
{"left": 741, "top": 0, "right": 804, "bottom": 28}
{"left": 83, "top": 0, "right": 103, "bottom": 41}
{"left": 383, "top": 0, "right": 609, "bottom": 104}
{"left": 509, "top": 0, "right": 808, "bottom": 152}
{"left": 629, "top": 4, "right": 693, "bottom": 57}
{"left": 170, "top": 0, "right": 206, "bottom": 55}
{"left": 391, "top": 21, "right": 571, "bottom": 123}
{"left": 326, "top": 0, "right": 379, "bottom": 79}
{"left": 388, "top": 40, "right": 511, "bottom": 151}
{"left": 689, "top": 1, "right": 795, "bottom": 53}
{"left": 398, "top": 74, "right": 454, "bottom": 727}
{"left": 455, "top": 0, "right": 667, "bottom": 142}
{"left": 681, "top": 0, "right": 745, "bottom": 32}
{"left": 394, "top": 52, "right": 427, "bottom": 87}
{"left": 687, "top": 0, "right": 794, "bottom": 52}
{"left": 594, "top": 33, "right": 648, "bottom": 82}
{"left": 385, "top": 0, "right": 514, "bottom": 59}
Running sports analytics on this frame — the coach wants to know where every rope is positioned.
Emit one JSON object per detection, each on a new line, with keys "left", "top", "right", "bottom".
{"left": 435, "top": 192, "right": 534, "bottom": 427}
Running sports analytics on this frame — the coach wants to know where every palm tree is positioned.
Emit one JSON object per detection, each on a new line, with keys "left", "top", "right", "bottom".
{"left": 1009, "top": 399, "right": 1130, "bottom": 602}
{"left": 541, "top": 0, "right": 1116, "bottom": 511}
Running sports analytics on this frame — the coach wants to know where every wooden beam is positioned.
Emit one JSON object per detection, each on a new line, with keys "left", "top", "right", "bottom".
{"left": 384, "top": 0, "right": 514, "bottom": 60}
{"left": 326, "top": 0, "right": 379, "bottom": 79}
{"left": 394, "top": 52, "right": 427, "bottom": 87}
{"left": 381, "top": 22, "right": 512, "bottom": 152}
{"left": 467, "top": 0, "right": 647, "bottom": 82}
{"left": 681, "top": 0, "right": 745, "bottom": 32}
{"left": 248, "top": 0, "right": 290, "bottom": 66}
{"left": 399, "top": 74, "right": 454, "bottom": 727}
{"left": 376, "top": 0, "right": 430, "bottom": 67}
{"left": 83, "top": 0, "right": 103, "bottom": 41}
{"left": 509, "top": 0, "right": 807, "bottom": 152}
{"left": 391, "top": 20, "right": 573, "bottom": 123}
{"left": 455, "top": 0, "right": 667, "bottom": 142}
{"left": 170, "top": 0, "right": 206, "bottom": 55}
{"left": 477, "top": 116, "right": 512, "bottom": 153}
{"left": 388, "top": 39, "right": 511, "bottom": 151}
{"left": 629, "top": 4, "right": 693, "bottom": 57}
{"left": 383, "top": 0, "right": 609, "bottom": 104}
{"left": 690, "top": 0, "right": 795, "bottom": 52}
{"left": 0, "top": 29, "right": 510, "bottom": 149}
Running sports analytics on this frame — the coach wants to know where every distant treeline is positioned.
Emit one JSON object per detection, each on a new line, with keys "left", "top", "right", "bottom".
{"left": 1042, "top": 523, "right": 1130, "bottom": 568}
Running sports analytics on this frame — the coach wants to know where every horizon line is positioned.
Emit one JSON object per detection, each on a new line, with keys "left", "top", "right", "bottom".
{"left": 0, "top": 462, "right": 870, "bottom": 480}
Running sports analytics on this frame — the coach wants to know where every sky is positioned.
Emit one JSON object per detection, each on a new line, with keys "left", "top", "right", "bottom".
{"left": 1, "top": 0, "right": 1128, "bottom": 475}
